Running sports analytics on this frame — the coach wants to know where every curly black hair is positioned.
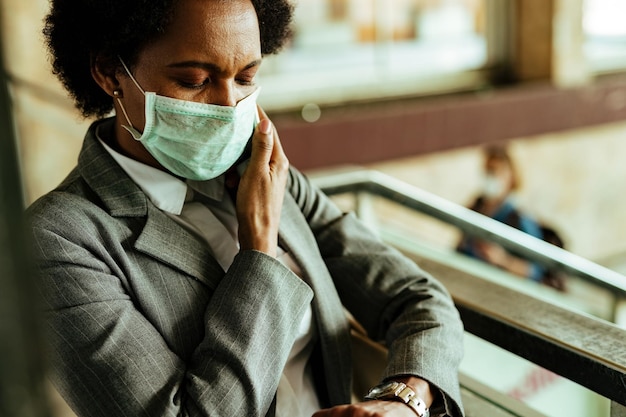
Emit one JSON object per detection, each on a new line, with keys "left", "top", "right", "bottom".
{"left": 43, "top": 0, "right": 294, "bottom": 118}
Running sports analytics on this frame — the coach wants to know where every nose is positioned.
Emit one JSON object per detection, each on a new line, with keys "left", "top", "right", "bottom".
{"left": 207, "top": 82, "right": 239, "bottom": 107}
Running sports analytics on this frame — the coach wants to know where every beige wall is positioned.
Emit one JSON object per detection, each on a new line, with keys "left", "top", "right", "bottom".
{"left": 1, "top": 0, "right": 92, "bottom": 204}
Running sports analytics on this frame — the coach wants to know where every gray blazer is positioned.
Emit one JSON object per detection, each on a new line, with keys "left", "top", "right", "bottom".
{"left": 28, "top": 118, "right": 464, "bottom": 417}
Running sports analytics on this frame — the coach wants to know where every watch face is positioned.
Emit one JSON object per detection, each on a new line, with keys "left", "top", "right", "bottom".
{"left": 367, "top": 381, "right": 401, "bottom": 398}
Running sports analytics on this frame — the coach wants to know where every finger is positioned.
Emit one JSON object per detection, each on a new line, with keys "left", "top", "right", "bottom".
{"left": 269, "top": 120, "right": 285, "bottom": 157}
{"left": 248, "top": 117, "right": 274, "bottom": 168}
{"left": 257, "top": 106, "right": 287, "bottom": 165}
{"left": 256, "top": 103, "right": 268, "bottom": 120}
{"left": 268, "top": 124, "right": 288, "bottom": 172}
{"left": 256, "top": 105, "right": 273, "bottom": 144}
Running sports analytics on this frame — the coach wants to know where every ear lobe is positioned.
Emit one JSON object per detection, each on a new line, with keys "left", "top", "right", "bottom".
{"left": 90, "top": 53, "right": 121, "bottom": 97}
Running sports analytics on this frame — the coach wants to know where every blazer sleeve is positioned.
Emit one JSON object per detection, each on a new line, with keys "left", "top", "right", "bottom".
{"left": 28, "top": 191, "right": 313, "bottom": 417}
{"left": 287, "top": 167, "right": 465, "bottom": 416}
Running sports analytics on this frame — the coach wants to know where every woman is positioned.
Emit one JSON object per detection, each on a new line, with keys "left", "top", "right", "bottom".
{"left": 29, "top": 0, "right": 465, "bottom": 416}
{"left": 457, "top": 145, "right": 545, "bottom": 282}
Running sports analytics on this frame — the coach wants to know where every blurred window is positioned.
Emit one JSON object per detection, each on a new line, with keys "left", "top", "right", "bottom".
{"left": 258, "top": 0, "right": 491, "bottom": 111}
{"left": 583, "top": 0, "right": 626, "bottom": 73}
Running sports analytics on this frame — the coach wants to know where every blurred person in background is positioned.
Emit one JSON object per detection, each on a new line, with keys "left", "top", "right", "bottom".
{"left": 456, "top": 144, "right": 547, "bottom": 283}
{"left": 457, "top": 144, "right": 568, "bottom": 292}
{"left": 26, "top": 0, "right": 465, "bottom": 416}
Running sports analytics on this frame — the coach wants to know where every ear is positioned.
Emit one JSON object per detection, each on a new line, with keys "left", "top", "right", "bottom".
{"left": 90, "top": 53, "right": 122, "bottom": 97}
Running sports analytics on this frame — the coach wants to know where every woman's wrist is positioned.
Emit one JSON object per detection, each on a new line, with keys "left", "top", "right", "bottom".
{"left": 391, "top": 376, "right": 437, "bottom": 408}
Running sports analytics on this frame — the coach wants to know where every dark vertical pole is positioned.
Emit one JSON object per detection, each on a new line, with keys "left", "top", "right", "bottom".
{"left": 513, "top": 0, "right": 555, "bottom": 81}
{"left": 0, "top": 18, "right": 53, "bottom": 417}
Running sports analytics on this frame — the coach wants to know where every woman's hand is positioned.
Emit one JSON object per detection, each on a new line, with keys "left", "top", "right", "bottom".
{"left": 477, "top": 241, "right": 531, "bottom": 277}
{"left": 233, "top": 108, "right": 289, "bottom": 257}
{"left": 312, "top": 400, "right": 417, "bottom": 416}
{"left": 314, "top": 376, "right": 435, "bottom": 417}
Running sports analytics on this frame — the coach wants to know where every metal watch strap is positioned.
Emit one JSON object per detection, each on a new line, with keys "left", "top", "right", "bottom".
{"left": 396, "top": 384, "right": 429, "bottom": 417}
{"left": 365, "top": 381, "right": 430, "bottom": 417}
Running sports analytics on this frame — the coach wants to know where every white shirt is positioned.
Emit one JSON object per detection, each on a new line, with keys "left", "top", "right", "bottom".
{"left": 97, "top": 131, "right": 322, "bottom": 416}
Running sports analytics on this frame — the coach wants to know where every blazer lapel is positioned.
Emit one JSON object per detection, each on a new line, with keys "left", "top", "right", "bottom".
{"left": 78, "top": 119, "right": 224, "bottom": 288}
{"left": 278, "top": 193, "right": 353, "bottom": 406}
{"left": 134, "top": 204, "right": 225, "bottom": 289}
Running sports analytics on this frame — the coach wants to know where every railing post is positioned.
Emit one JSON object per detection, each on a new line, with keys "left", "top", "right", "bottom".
{"left": 612, "top": 401, "right": 626, "bottom": 417}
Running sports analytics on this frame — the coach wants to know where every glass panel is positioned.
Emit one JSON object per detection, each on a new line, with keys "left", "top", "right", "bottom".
{"left": 461, "top": 334, "right": 611, "bottom": 417}
{"left": 258, "top": 0, "right": 489, "bottom": 110}
{"left": 583, "top": 0, "right": 626, "bottom": 72}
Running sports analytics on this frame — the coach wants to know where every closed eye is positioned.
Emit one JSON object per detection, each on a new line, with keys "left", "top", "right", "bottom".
{"left": 179, "top": 78, "right": 210, "bottom": 89}
{"left": 235, "top": 77, "right": 256, "bottom": 87}
{"left": 235, "top": 64, "right": 259, "bottom": 87}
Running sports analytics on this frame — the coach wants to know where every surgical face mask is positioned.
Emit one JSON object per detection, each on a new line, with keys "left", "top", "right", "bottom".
{"left": 116, "top": 58, "right": 259, "bottom": 181}
{"left": 483, "top": 174, "right": 507, "bottom": 199}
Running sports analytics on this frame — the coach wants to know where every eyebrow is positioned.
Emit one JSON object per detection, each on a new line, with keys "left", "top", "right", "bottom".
{"left": 166, "top": 59, "right": 262, "bottom": 73}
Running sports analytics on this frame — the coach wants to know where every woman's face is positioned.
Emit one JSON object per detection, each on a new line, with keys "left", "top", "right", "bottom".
{"left": 484, "top": 157, "right": 514, "bottom": 200}
{"left": 112, "top": 0, "right": 261, "bottom": 160}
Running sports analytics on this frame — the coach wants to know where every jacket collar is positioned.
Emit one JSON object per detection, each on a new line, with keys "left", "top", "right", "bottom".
{"left": 78, "top": 118, "right": 224, "bottom": 287}
{"left": 79, "top": 118, "right": 149, "bottom": 218}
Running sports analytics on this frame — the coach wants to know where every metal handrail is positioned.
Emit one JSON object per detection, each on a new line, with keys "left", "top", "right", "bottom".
{"left": 312, "top": 168, "right": 626, "bottom": 298}
{"left": 416, "top": 256, "right": 626, "bottom": 410}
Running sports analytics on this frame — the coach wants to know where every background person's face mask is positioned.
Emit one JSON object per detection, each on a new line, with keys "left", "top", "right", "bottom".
{"left": 117, "top": 58, "right": 259, "bottom": 181}
{"left": 482, "top": 174, "right": 507, "bottom": 199}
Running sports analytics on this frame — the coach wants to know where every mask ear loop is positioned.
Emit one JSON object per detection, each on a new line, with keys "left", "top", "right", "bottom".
{"left": 113, "top": 90, "right": 134, "bottom": 129}
{"left": 115, "top": 56, "right": 146, "bottom": 138}
{"left": 118, "top": 56, "right": 145, "bottom": 94}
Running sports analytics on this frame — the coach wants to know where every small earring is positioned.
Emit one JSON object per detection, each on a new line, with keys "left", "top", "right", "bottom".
{"left": 113, "top": 89, "right": 123, "bottom": 98}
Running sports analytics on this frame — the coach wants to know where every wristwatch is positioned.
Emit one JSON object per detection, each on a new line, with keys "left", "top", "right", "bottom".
{"left": 365, "top": 381, "right": 430, "bottom": 417}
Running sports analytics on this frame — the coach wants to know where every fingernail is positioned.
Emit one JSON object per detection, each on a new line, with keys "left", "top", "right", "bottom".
{"left": 259, "top": 118, "right": 272, "bottom": 135}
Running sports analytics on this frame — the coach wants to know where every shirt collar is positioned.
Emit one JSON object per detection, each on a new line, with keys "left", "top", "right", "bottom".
{"left": 96, "top": 126, "right": 226, "bottom": 215}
